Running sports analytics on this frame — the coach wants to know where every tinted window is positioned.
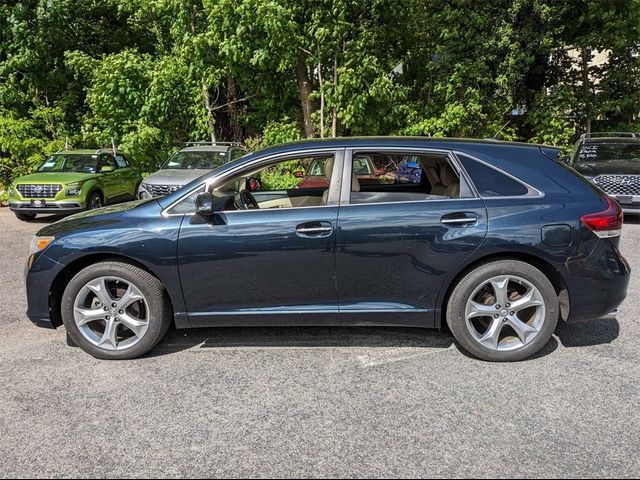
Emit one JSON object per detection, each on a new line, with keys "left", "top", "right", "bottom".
{"left": 459, "top": 155, "right": 529, "bottom": 197}
{"left": 38, "top": 154, "right": 98, "bottom": 173}
{"left": 115, "top": 155, "right": 129, "bottom": 168}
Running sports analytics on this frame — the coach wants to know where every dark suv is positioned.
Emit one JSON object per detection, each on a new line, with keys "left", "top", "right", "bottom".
{"left": 25, "top": 137, "right": 630, "bottom": 362}
{"left": 571, "top": 132, "right": 640, "bottom": 214}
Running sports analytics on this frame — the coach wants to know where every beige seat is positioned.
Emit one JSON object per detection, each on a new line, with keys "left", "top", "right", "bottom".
{"left": 439, "top": 165, "right": 460, "bottom": 198}
{"left": 426, "top": 166, "right": 446, "bottom": 195}
{"left": 321, "top": 158, "right": 335, "bottom": 204}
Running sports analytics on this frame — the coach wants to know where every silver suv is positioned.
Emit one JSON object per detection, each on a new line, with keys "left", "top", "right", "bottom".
{"left": 138, "top": 142, "right": 246, "bottom": 199}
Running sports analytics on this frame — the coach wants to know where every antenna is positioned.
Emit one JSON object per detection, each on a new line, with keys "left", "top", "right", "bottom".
{"left": 111, "top": 137, "right": 117, "bottom": 155}
{"left": 64, "top": 137, "right": 69, "bottom": 150}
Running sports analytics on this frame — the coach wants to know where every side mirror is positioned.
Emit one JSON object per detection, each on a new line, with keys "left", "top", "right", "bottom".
{"left": 294, "top": 171, "right": 304, "bottom": 178}
{"left": 157, "top": 162, "right": 164, "bottom": 169}
{"left": 100, "top": 166, "right": 114, "bottom": 173}
{"left": 195, "top": 192, "right": 214, "bottom": 216}
{"left": 559, "top": 156, "right": 571, "bottom": 165}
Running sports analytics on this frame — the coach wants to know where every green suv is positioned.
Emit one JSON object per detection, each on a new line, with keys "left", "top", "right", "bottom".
{"left": 8, "top": 148, "right": 142, "bottom": 221}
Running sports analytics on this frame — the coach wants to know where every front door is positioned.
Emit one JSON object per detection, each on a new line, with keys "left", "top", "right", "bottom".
{"left": 177, "top": 149, "right": 344, "bottom": 327}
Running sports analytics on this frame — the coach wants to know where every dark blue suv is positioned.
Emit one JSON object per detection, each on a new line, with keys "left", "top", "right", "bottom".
{"left": 25, "top": 137, "right": 631, "bottom": 361}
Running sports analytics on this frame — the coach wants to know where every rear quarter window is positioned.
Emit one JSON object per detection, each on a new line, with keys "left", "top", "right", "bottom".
{"left": 459, "top": 155, "right": 530, "bottom": 197}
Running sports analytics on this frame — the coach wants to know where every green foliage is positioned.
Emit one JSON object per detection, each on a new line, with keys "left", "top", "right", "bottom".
{"left": 0, "top": 0, "right": 638, "bottom": 186}
{"left": 260, "top": 160, "right": 305, "bottom": 191}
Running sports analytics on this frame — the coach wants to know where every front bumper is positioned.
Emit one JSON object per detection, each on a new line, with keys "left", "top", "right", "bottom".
{"left": 9, "top": 201, "right": 84, "bottom": 214}
{"left": 25, "top": 253, "right": 66, "bottom": 329}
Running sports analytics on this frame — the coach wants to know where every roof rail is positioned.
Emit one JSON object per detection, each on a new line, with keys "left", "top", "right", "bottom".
{"left": 182, "top": 141, "right": 246, "bottom": 148}
{"left": 581, "top": 132, "right": 640, "bottom": 140}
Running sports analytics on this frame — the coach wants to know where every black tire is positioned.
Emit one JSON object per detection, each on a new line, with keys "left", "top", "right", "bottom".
{"left": 446, "top": 259, "right": 559, "bottom": 362}
{"left": 87, "top": 191, "right": 103, "bottom": 210}
{"left": 61, "top": 261, "right": 172, "bottom": 360}
{"left": 15, "top": 212, "right": 36, "bottom": 221}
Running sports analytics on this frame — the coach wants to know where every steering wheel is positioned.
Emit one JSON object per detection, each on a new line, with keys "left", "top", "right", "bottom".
{"left": 235, "top": 190, "right": 260, "bottom": 210}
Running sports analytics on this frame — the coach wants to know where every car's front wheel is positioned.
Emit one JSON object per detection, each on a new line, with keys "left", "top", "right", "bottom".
{"left": 61, "top": 261, "right": 172, "bottom": 359}
{"left": 447, "top": 259, "right": 558, "bottom": 362}
{"left": 87, "top": 191, "right": 103, "bottom": 210}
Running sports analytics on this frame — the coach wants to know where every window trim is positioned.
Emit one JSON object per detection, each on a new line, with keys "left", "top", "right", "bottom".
{"left": 340, "top": 147, "right": 477, "bottom": 206}
{"left": 454, "top": 152, "right": 544, "bottom": 199}
{"left": 162, "top": 147, "right": 345, "bottom": 216}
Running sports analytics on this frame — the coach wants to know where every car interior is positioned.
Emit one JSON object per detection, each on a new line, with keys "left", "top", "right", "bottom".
{"left": 192, "top": 151, "right": 463, "bottom": 213}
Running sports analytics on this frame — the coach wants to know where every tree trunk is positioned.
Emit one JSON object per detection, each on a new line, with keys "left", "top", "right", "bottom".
{"left": 202, "top": 83, "right": 216, "bottom": 143}
{"left": 296, "top": 49, "right": 315, "bottom": 138}
{"left": 581, "top": 46, "right": 591, "bottom": 134}
{"left": 318, "top": 54, "right": 324, "bottom": 139}
{"left": 227, "top": 76, "right": 242, "bottom": 142}
{"left": 331, "top": 54, "right": 338, "bottom": 137}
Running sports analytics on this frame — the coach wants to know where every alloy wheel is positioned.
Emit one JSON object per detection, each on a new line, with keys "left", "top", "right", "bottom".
{"left": 464, "top": 274, "right": 546, "bottom": 351}
{"left": 73, "top": 276, "right": 150, "bottom": 351}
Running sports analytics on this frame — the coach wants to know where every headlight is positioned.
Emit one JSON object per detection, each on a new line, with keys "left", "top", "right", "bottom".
{"left": 29, "top": 236, "right": 55, "bottom": 256}
{"left": 66, "top": 181, "right": 85, "bottom": 196}
{"left": 139, "top": 183, "right": 151, "bottom": 199}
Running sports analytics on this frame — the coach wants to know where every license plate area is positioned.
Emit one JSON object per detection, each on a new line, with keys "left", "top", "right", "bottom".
{"left": 30, "top": 199, "right": 47, "bottom": 208}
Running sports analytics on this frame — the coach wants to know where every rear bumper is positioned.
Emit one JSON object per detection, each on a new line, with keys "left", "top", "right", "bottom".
{"left": 563, "top": 240, "right": 631, "bottom": 323}
{"left": 10, "top": 201, "right": 84, "bottom": 214}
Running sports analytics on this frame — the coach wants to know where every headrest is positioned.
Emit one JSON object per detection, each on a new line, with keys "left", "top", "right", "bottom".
{"left": 324, "top": 158, "right": 335, "bottom": 180}
{"left": 440, "top": 165, "right": 459, "bottom": 186}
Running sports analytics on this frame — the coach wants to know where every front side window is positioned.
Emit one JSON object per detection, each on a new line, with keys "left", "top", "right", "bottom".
{"left": 458, "top": 154, "right": 530, "bottom": 197}
{"left": 38, "top": 154, "right": 98, "bottom": 173}
{"left": 168, "top": 153, "right": 336, "bottom": 215}
{"left": 114, "top": 155, "right": 130, "bottom": 168}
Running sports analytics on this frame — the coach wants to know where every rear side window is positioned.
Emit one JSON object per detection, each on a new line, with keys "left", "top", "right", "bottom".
{"left": 459, "top": 155, "right": 529, "bottom": 197}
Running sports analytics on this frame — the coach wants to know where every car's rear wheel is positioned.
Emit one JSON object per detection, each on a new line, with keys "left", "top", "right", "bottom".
{"left": 61, "top": 261, "right": 172, "bottom": 359}
{"left": 447, "top": 259, "right": 558, "bottom": 362}
{"left": 88, "top": 191, "right": 103, "bottom": 210}
{"left": 15, "top": 212, "right": 36, "bottom": 221}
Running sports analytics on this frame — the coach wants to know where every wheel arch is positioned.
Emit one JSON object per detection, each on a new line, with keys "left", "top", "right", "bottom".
{"left": 438, "top": 251, "right": 570, "bottom": 329}
{"left": 49, "top": 253, "right": 174, "bottom": 328}
{"left": 86, "top": 187, "right": 104, "bottom": 205}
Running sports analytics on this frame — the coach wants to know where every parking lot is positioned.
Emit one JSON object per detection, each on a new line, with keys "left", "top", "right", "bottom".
{"left": 0, "top": 206, "right": 639, "bottom": 478}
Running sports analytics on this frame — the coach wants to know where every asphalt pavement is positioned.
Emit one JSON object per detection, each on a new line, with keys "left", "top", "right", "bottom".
{"left": 0, "top": 207, "right": 639, "bottom": 478}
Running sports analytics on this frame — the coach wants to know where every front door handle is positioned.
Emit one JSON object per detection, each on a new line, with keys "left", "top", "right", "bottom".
{"left": 296, "top": 221, "right": 334, "bottom": 237}
{"left": 441, "top": 212, "right": 478, "bottom": 226}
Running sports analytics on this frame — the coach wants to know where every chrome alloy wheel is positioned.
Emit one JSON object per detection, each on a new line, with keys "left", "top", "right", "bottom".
{"left": 465, "top": 275, "right": 546, "bottom": 352}
{"left": 73, "top": 276, "right": 150, "bottom": 351}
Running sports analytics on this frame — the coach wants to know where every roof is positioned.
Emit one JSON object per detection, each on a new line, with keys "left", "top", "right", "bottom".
{"left": 254, "top": 136, "right": 561, "bottom": 156}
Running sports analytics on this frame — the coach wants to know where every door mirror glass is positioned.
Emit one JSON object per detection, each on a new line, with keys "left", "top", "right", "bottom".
{"left": 293, "top": 170, "right": 304, "bottom": 178}
{"left": 100, "top": 166, "right": 114, "bottom": 173}
{"left": 195, "top": 192, "right": 214, "bottom": 215}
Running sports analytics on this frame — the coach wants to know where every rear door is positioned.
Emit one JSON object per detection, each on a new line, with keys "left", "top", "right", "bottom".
{"left": 335, "top": 148, "right": 488, "bottom": 327}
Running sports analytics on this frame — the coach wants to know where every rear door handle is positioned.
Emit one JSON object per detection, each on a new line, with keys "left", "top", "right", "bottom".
{"left": 441, "top": 212, "right": 478, "bottom": 226}
{"left": 296, "top": 221, "right": 334, "bottom": 237}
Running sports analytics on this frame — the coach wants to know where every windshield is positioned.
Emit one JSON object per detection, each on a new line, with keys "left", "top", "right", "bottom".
{"left": 577, "top": 143, "right": 640, "bottom": 163}
{"left": 162, "top": 151, "right": 228, "bottom": 170}
{"left": 38, "top": 154, "right": 98, "bottom": 173}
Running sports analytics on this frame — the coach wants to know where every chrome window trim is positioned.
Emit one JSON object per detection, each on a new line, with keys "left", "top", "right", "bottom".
{"left": 340, "top": 147, "right": 478, "bottom": 206}
{"left": 162, "top": 147, "right": 344, "bottom": 217}
{"left": 454, "top": 152, "right": 545, "bottom": 199}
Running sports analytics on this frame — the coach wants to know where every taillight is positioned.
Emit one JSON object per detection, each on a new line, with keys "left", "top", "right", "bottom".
{"left": 581, "top": 196, "right": 623, "bottom": 238}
